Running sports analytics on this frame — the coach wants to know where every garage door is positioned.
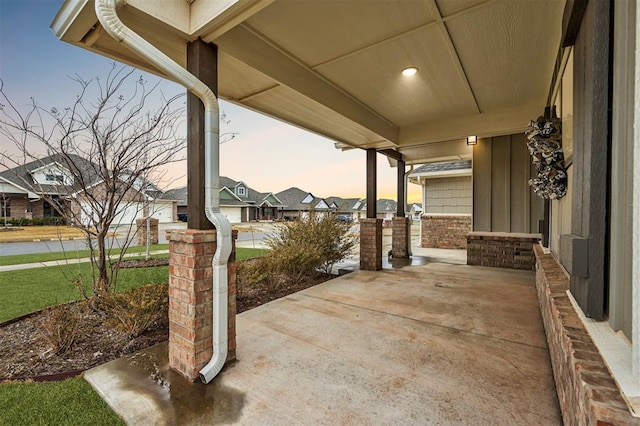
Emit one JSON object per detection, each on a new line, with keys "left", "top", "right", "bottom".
{"left": 151, "top": 202, "right": 174, "bottom": 223}
{"left": 113, "top": 203, "right": 143, "bottom": 225}
{"left": 220, "top": 206, "right": 242, "bottom": 223}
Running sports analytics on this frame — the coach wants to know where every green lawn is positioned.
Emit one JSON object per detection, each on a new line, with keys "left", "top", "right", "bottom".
{"left": 0, "top": 377, "right": 125, "bottom": 425}
{"left": 0, "top": 247, "right": 267, "bottom": 323}
{"left": 0, "top": 246, "right": 268, "bottom": 423}
{"left": 0, "top": 243, "right": 170, "bottom": 266}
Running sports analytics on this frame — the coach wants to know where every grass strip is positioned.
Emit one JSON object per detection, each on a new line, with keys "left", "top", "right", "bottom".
{"left": 0, "top": 247, "right": 267, "bottom": 323}
{"left": 0, "top": 377, "right": 125, "bottom": 425}
{"left": 0, "top": 244, "right": 170, "bottom": 266}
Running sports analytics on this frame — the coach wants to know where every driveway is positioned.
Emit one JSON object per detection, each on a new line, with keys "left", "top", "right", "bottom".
{"left": 85, "top": 261, "right": 560, "bottom": 425}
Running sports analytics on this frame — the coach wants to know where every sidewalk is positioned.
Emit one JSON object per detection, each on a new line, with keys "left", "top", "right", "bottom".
{"left": 0, "top": 250, "right": 171, "bottom": 272}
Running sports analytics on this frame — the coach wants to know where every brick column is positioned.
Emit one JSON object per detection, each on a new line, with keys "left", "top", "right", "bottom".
{"left": 136, "top": 218, "right": 159, "bottom": 246}
{"left": 167, "top": 229, "right": 237, "bottom": 381}
{"left": 360, "top": 218, "right": 382, "bottom": 271}
{"left": 391, "top": 217, "right": 411, "bottom": 258}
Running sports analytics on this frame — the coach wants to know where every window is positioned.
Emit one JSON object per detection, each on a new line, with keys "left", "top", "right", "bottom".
{"left": 43, "top": 196, "right": 63, "bottom": 218}
{"left": 236, "top": 186, "right": 246, "bottom": 196}
{"left": 45, "top": 174, "right": 64, "bottom": 183}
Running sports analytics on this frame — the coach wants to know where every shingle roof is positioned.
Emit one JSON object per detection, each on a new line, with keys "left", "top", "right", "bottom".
{"left": 326, "top": 197, "right": 360, "bottom": 213}
{"left": 410, "top": 160, "right": 472, "bottom": 176}
{"left": 0, "top": 153, "right": 102, "bottom": 196}
{"left": 161, "top": 186, "right": 187, "bottom": 204}
{"left": 275, "top": 187, "right": 332, "bottom": 211}
{"left": 162, "top": 177, "right": 285, "bottom": 208}
{"left": 360, "top": 198, "right": 398, "bottom": 213}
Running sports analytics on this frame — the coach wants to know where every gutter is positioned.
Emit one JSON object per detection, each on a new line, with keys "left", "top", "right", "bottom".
{"left": 95, "top": 0, "right": 232, "bottom": 384}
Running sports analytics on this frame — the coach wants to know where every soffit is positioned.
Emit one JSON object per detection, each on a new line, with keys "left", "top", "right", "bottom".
{"left": 446, "top": 0, "right": 563, "bottom": 112}
{"left": 52, "top": 0, "right": 565, "bottom": 164}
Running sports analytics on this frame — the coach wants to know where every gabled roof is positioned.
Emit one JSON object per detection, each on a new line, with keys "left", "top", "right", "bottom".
{"left": 326, "top": 197, "right": 361, "bottom": 213}
{"left": 409, "top": 160, "right": 472, "bottom": 179}
{"left": 161, "top": 177, "right": 285, "bottom": 208}
{"left": 161, "top": 186, "right": 187, "bottom": 204}
{"left": 276, "top": 187, "right": 332, "bottom": 211}
{"left": 220, "top": 176, "right": 284, "bottom": 207}
{"left": 1, "top": 154, "right": 167, "bottom": 201}
{"left": 0, "top": 154, "right": 101, "bottom": 196}
{"left": 360, "top": 198, "right": 398, "bottom": 213}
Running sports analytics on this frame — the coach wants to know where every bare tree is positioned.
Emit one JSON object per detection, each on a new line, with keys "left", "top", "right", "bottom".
{"left": 0, "top": 65, "right": 186, "bottom": 295}
{"left": 0, "top": 191, "right": 8, "bottom": 227}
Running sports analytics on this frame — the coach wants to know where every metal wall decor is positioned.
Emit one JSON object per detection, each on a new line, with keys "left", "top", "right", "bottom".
{"left": 525, "top": 108, "right": 567, "bottom": 199}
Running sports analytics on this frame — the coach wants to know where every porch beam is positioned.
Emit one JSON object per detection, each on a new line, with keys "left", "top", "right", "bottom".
{"left": 400, "top": 103, "right": 541, "bottom": 147}
{"left": 215, "top": 25, "right": 399, "bottom": 144}
{"left": 186, "top": 38, "right": 217, "bottom": 230}
{"left": 366, "top": 149, "right": 377, "bottom": 219}
{"left": 379, "top": 149, "right": 403, "bottom": 162}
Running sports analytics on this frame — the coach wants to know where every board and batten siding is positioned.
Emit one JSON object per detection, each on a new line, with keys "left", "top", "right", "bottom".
{"left": 472, "top": 133, "right": 544, "bottom": 233}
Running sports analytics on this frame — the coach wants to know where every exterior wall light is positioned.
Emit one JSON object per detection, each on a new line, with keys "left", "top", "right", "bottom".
{"left": 402, "top": 67, "right": 418, "bottom": 76}
{"left": 467, "top": 135, "right": 478, "bottom": 146}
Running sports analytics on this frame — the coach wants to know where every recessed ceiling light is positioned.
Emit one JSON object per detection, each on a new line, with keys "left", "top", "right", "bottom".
{"left": 402, "top": 67, "right": 418, "bottom": 76}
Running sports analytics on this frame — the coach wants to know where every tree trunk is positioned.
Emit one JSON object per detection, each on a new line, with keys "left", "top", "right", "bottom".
{"left": 95, "top": 231, "right": 110, "bottom": 293}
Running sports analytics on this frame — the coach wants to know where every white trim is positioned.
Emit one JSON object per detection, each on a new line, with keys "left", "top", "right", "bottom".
{"left": 633, "top": 0, "right": 640, "bottom": 387}
{"left": 0, "top": 176, "right": 30, "bottom": 194}
{"left": 315, "top": 199, "right": 329, "bottom": 209}
{"left": 219, "top": 186, "right": 243, "bottom": 201}
{"left": 409, "top": 168, "right": 472, "bottom": 180}
{"left": 568, "top": 292, "right": 640, "bottom": 415}
{"left": 262, "top": 192, "right": 283, "bottom": 205}
{"left": 51, "top": 0, "right": 88, "bottom": 38}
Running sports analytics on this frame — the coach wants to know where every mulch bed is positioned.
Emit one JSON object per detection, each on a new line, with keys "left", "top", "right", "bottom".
{"left": 0, "top": 260, "right": 333, "bottom": 382}
{"left": 111, "top": 258, "right": 169, "bottom": 269}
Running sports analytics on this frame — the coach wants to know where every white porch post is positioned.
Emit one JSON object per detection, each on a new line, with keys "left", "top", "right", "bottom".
{"left": 421, "top": 178, "right": 427, "bottom": 215}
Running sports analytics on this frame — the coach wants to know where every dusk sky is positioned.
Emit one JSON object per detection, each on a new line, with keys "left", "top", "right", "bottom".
{"left": 0, "top": 0, "right": 421, "bottom": 203}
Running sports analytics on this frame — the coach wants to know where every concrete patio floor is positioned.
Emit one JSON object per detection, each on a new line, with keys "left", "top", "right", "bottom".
{"left": 85, "top": 260, "right": 561, "bottom": 425}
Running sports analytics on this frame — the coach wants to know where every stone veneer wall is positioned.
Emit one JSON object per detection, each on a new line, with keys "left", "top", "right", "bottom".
{"left": 391, "top": 217, "right": 411, "bottom": 259}
{"left": 534, "top": 245, "right": 638, "bottom": 425}
{"left": 421, "top": 214, "right": 471, "bottom": 249}
{"left": 136, "top": 217, "right": 159, "bottom": 246}
{"left": 467, "top": 232, "right": 540, "bottom": 270}
{"left": 360, "top": 218, "right": 382, "bottom": 271}
{"left": 167, "top": 229, "right": 237, "bottom": 381}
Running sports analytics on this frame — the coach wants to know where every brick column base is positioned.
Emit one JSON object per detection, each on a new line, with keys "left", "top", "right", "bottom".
{"left": 360, "top": 218, "right": 382, "bottom": 271}
{"left": 136, "top": 217, "right": 159, "bottom": 245}
{"left": 166, "top": 229, "right": 237, "bottom": 381}
{"left": 391, "top": 217, "right": 411, "bottom": 258}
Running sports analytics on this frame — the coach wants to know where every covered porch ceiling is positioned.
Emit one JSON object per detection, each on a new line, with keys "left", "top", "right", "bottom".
{"left": 52, "top": 0, "right": 565, "bottom": 165}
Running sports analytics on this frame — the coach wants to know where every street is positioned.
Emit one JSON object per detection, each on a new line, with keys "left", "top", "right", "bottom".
{"left": 0, "top": 223, "right": 273, "bottom": 256}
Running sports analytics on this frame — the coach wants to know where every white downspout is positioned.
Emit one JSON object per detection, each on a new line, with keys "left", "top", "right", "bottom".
{"left": 95, "top": 0, "right": 232, "bottom": 384}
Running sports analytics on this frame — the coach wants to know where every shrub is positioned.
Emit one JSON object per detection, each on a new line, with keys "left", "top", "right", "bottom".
{"left": 33, "top": 303, "right": 86, "bottom": 355}
{"left": 237, "top": 213, "right": 358, "bottom": 294}
{"left": 265, "top": 213, "right": 358, "bottom": 275}
{"left": 5, "top": 217, "right": 67, "bottom": 226}
{"left": 97, "top": 283, "right": 168, "bottom": 338}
